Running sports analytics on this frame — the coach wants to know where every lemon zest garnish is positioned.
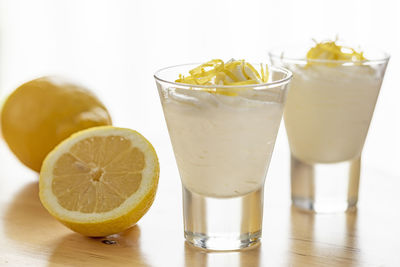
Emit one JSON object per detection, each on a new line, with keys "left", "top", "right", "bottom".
{"left": 240, "top": 60, "right": 251, "bottom": 80}
{"left": 260, "top": 63, "right": 269, "bottom": 83}
{"left": 175, "top": 59, "right": 269, "bottom": 95}
{"left": 222, "top": 69, "right": 239, "bottom": 82}
{"left": 245, "top": 63, "right": 262, "bottom": 80}
{"left": 306, "top": 39, "right": 366, "bottom": 66}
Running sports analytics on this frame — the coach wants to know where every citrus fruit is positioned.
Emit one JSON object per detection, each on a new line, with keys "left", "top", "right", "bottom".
{"left": 1, "top": 76, "right": 112, "bottom": 172}
{"left": 39, "top": 126, "right": 159, "bottom": 237}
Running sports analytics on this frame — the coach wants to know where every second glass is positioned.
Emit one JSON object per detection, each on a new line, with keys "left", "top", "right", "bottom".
{"left": 155, "top": 63, "right": 292, "bottom": 250}
{"left": 270, "top": 47, "right": 389, "bottom": 213}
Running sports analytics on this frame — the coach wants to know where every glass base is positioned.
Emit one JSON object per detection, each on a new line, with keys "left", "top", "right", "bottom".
{"left": 291, "top": 154, "right": 360, "bottom": 213}
{"left": 182, "top": 186, "right": 263, "bottom": 251}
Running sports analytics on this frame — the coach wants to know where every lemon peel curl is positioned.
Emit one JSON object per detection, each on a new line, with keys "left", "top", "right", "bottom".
{"left": 306, "top": 39, "right": 366, "bottom": 64}
{"left": 175, "top": 59, "right": 269, "bottom": 92}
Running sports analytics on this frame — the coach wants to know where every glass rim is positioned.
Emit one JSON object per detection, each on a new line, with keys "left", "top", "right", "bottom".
{"left": 268, "top": 46, "right": 390, "bottom": 65}
{"left": 154, "top": 63, "right": 293, "bottom": 90}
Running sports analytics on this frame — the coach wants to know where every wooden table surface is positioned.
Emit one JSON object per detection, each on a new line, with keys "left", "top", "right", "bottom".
{"left": 1, "top": 136, "right": 399, "bottom": 267}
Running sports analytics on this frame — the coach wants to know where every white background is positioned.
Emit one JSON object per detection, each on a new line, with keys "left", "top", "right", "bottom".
{"left": 0, "top": 0, "right": 398, "bottom": 193}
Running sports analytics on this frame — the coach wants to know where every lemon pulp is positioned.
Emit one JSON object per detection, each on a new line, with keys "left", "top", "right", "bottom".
{"left": 52, "top": 135, "right": 145, "bottom": 213}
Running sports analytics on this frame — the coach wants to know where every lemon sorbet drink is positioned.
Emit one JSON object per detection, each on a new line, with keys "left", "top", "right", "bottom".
{"left": 155, "top": 60, "right": 292, "bottom": 250}
{"left": 270, "top": 40, "right": 389, "bottom": 213}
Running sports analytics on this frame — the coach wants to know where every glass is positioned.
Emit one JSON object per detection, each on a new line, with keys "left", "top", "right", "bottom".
{"left": 269, "top": 46, "right": 390, "bottom": 213}
{"left": 154, "top": 63, "right": 292, "bottom": 250}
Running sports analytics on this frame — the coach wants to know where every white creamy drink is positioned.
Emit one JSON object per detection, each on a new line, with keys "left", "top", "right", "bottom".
{"left": 156, "top": 60, "right": 292, "bottom": 250}
{"left": 285, "top": 63, "right": 385, "bottom": 163}
{"left": 163, "top": 89, "right": 283, "bottom": 197}
{"left": 270, "top": 40, "right": 389, "bottom": 213}
{"left": 158, "top": 60, "right": 287, "bottom": 197}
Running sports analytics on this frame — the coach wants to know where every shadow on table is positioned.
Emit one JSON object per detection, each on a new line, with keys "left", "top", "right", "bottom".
{"left": 184, "top": 241, "right": 261, "bottom": 267}
{"left": 3, "top": 182, "right": 62, "bottom": 243}
{"left": 3, "top": 182, "right": 151, "bottom": 267}
{"left": 288, "top": 206, "right": 359, "bottom": 266}
{"left": 48, "top": 226, "right": 151, "bottom": 267}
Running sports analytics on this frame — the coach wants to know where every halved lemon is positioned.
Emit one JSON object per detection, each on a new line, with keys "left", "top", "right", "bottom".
{"left": 39, "top": 126, "right": 159, "bottom": 237}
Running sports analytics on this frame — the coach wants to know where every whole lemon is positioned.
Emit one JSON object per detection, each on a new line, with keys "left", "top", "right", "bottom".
{"left": 1, "top": 76, "right": 112, "bottom": 172}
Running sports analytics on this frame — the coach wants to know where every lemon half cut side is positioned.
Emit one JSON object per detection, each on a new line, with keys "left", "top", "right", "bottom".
{"left": 39, "top": 126, "right": 159, "bottom": 237}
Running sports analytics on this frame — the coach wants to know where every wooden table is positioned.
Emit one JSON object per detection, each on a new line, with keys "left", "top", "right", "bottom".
{"left": 1, "top": 137, "right": 399, "bottom": 267}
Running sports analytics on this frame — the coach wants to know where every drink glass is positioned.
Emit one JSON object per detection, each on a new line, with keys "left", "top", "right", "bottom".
{"left": 269, "top": 46, "right": 389, "bottom": 213}
{"left": 154, "top": 63, "right": 292, "bottom": 250}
